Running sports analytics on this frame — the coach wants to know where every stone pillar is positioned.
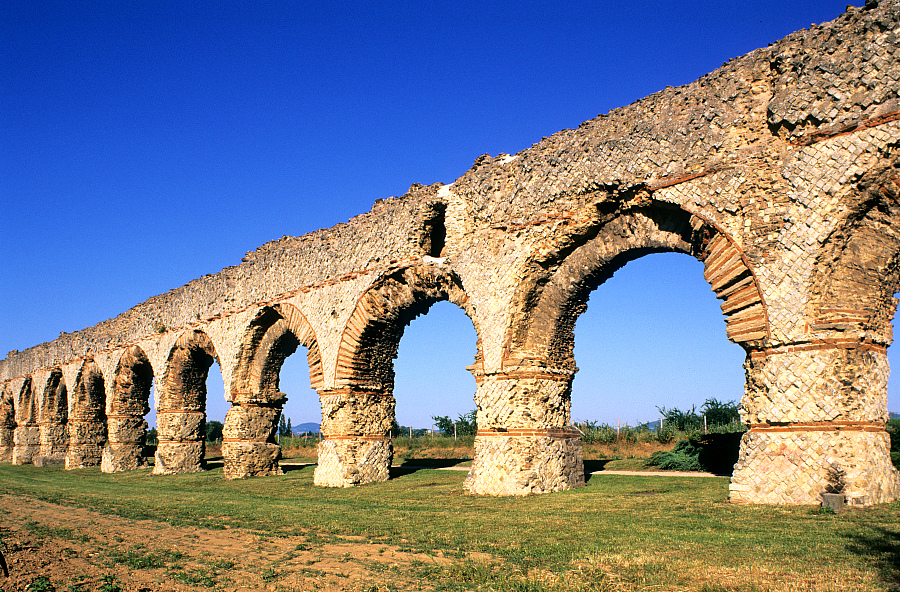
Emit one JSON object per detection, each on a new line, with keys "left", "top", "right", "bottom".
{"left": 38, "top": 373, "right": 68, "bottom": 465}
{"left": 102, "top": 348, "right": 152, "bottom": 472}
{"left": 222, "top": 397, "right": 283, "bottom": 479}
{"left": 314, "top": 389, "right": 393, "bottom": 487}
{"left": 0, "top": 388, "right": 16, "bottom": 462}
{"left": 12, "top": 425, "right": 40, "bottom": 465}
{"left": 66, "top": 414, "right": 106, "bottom": 469}
{"left": 153, "top": 409, "right": 205, "bottom": 474}
{"left": 464, "top": 367, "right": 584, "bottom": 496}
{"left": 729, "top": 342, "right": 900, "bottom": 506}
{"left": 38, "top": 423, "right": 68, "bottom": 464}
{"left": 12, "top": 381, "right": 39, "bottom": 465}
{"left": 101, "top": 416, "right": 148, "bottom": 472}
{"left": 66, "top": 364, "right": 107, "bottom": 469}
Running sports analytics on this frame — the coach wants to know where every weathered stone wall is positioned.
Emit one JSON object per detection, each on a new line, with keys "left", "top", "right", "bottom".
{"left": 1, "top": 2, "right": 899, "bottom": 506}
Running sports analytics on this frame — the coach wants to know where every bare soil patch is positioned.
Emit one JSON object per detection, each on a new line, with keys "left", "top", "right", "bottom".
{"left": 0, "top": 494, "right": 448, "bottom": 592}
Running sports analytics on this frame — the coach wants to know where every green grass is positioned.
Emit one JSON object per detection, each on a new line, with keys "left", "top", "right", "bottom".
{"left": 1, "top": 463, "right": 898, "bottom": 591}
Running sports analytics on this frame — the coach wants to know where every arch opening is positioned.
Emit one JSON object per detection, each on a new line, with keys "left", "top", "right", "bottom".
{"left": 102, "top": 345, "right": 153, "bottom": 472}
{"left": 317, "top": 264, "right": 479, "bottom": 487}
{"left": 153, "top": 329, "right": 218, "bottom": 475}
{"left": 570, "top": 252, "right": 746, "bottom": 438}
{"left": 393, "top": 300, "right": 480, "bottom": 441}
{"left": 224, "top": 303, "right": 322, "bottom": 479}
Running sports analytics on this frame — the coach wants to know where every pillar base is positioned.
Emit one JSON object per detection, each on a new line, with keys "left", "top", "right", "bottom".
{"left": 464, "top": 431, "right": 585, "bottom": 496}
{"left": 729, "top": 429, "right": 900, "bottom": 506}
{"left": 313, "top": 438, "right": 392, "bottom": 487}
{"left": 222, "top": 442, "right": 282, "bottom": 479}
{"left": 101, "top": 444, "right": 147, "bottom": 472}
{"left": 152, "top": 441, "right": 204, "bottom": 475}
{"left": 65, "top": 444, "right": 104, "bottom": 469}
{"left": 39, "top": 424, "right": 68, "bottom": 462}
{"left": 12, "top": 426, "right": 41, "bottom": 465}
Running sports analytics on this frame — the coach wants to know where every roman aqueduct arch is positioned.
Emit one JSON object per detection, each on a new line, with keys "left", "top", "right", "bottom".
{"left": 2, "top": 2, "right": 899, "bottom": 505}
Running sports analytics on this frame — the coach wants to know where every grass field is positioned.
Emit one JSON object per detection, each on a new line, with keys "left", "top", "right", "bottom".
{"left": 1, "top": 457, "right": 899, "bottom": 592}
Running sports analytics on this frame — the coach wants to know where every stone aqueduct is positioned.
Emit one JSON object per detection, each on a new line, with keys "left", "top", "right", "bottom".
{"left": 3, "top": 3, "right": 900, "bottom": 505}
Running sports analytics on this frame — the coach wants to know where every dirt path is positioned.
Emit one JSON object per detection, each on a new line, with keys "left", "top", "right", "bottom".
{"left": 0, "top": 494, "right": 446, "bottom": 591}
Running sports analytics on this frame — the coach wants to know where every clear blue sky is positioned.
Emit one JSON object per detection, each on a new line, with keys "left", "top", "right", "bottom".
{"left": 3, "top": 1, "right": 894, "bottom": 429}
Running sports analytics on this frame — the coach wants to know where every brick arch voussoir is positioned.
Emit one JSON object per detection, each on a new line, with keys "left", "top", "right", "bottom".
{"left": 230, "top": 303, "right": 323, "bottom": 402}
{"left": 334, "top": 264, "right": 478, "bottom": 391}
{"left": 159, "top": 330, "right": 219, "bottom": 413}
{"left": 507, "top": 204, "right": 770, "bottom": 371}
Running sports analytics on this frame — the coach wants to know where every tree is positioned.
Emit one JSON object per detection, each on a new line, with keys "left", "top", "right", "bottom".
{"left": 204, "top": 420, "right": 223, "bottom": 442}
{"left": 278, "top": 414, "right": 287, "bottom": 437}
{"left": 432, "top": 410, "right": 477, "bottom": 436}
{"left": 286, "top": 417, "right": 292, "bottom": 436}
{"left": 701, "top": 398, "right": 740, "bottom": 426}
{"left": 456, "top": 409, "right": 477, "bottom": 436}
{"left": 656, "top": 405, "right": 703, "bottom": 432}
{"left": 432, "top": 415, "right": 454, "bottom": 436}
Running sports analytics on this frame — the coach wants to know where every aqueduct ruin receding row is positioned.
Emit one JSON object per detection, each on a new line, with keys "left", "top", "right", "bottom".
{"left": 3, "top": 2, "right": 900, "bottom": 505}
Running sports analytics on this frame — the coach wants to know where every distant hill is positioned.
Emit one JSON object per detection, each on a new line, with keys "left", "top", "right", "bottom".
{"left": 291, "top": 422, "right": 320, "bottom": 434}
{"left": 890, "top": 411, "right": 899, "bottom": 420}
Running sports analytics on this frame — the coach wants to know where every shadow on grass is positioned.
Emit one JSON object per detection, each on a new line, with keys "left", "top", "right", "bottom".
{"left": 390, "top": 458, "right": 470, "bottom": 477}
{"left": 845, "top": 522, "right": 900, "bottom": 588}
{"left": 583, "top": 459, "right": 616, "bottom": 483}
{"left": 280, "top": 462, "right": 315, "bottom": 473}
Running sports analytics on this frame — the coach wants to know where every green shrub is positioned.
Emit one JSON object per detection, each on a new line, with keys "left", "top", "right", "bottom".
{"left": 656, "top": 426, "right": 675, "bottom": 444}
{"left": 888, "top": 419, "right": 900, "bottom": 468}
{"left": 647, "top": 432, "right": 745, "bottom": 475}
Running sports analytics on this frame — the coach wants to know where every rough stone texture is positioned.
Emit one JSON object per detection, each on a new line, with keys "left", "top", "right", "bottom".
{"left": 730, "top": 430, "right": 900, "bottom": 505}
{"left": 222, "top": 403, "right": 282, "bottom": 478}
{"left": 465, "top": 433, "right": 584, "bottom": 496}
{"left": 222, "top": 442, "right": 282, "bottom": 479}
{"left": 0, "top": 384, "right": 13, "bottom": 462}
{"left": 313, "top": 438, "right": 392, "bottom": 487}
{"left": 12, "top": 378, "right": 39, "bottom": 465}
{"left": 2, "top": 2, "right": 900, "bottom": 504}
{"left": 154, "top": 331, "right": 215, "bottom": 475}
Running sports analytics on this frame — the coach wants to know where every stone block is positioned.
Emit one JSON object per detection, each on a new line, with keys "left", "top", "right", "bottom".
{"left": 153, "top": 441, "right": 204, "bottom": 475}
{"left": 222, "top": 441, "right": 282, "bottom": 479}
{"left": 313, "top": 438, "right": 392, "bottom": 487}
{"left": 157, "top": 411, "right": 204, "bottom": 442}
{"left": 223, "top": 405, "right": 279, "bottom": 441}
{"left": 101, "top": 443, "right": 147, "bottom": 472}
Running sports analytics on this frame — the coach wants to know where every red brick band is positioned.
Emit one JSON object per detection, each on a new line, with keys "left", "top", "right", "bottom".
{"left": 321, "top": 434, "right": 389, "bottom": 441}
{"left": 791, "top": 110, "right": 900, "bottom": 147}
{"left": 475, "top": 370, "right": 573, "bottom": 383}
{"left": 750, "top": 338, "right": 886, "bottom": 360}
{"left": 317, "top": 389, "right": 388, "bottom": 397}
{"left": 156, "top": 409, "right": 205, "bottom": 415}
{"left": 750, "top": 420, "right": 885, "bottom": 433}
{"left": 476, "top": 428, "right": 581, "bottom": 438}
